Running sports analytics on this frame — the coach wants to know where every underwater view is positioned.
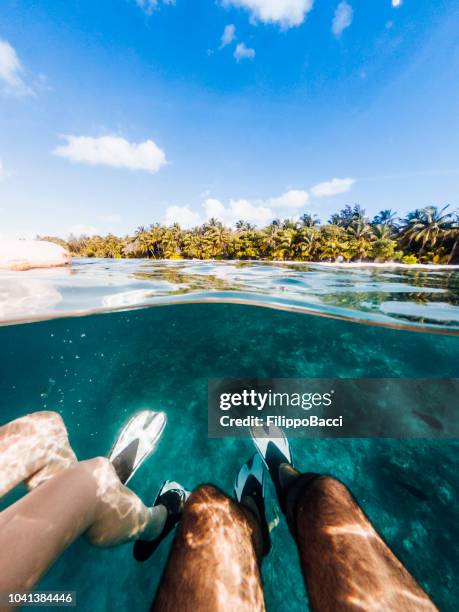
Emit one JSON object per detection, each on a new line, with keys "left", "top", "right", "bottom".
{"left": 0, "top": 260, "right": 458, "bottom": 611}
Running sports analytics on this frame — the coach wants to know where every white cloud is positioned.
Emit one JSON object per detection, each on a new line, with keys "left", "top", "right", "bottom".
{"left": 220, "top": 24, "right": 236, "bottom": 48}
{"left": 135, "top": 0, "right": 176, "bottom": 15}
{"left": 0, "top": 39, "right": 32, "bottom": 96}
{"left": 203, "top": 198, "right": 226, "bottom": 220}
{"left": 0, "top": 160, "right": 4, "bottom": 180}
{"left": 332, "top": 2, "right": 353, "bottom": 37}
{"left": 267, "top": 189, "right": 309, "bottom": 208}
{"left": 223, "top": 0, "right": 314, "bottom": 29}
{"left": 164, "top": 197, "right": 274, "bottom": 228}
{"left": 311, "top": 177, "right": 355, "bottom": 197}
{"left": 209, "top": 192, "right": 311, "bottom": 223}
{"left": 209, "top": 198, "right": 273, "bottom": 224}
{"left": 205, "top": 190, "right": 309, "bottom": 225}
{"left": 234, "top": 42, "right": 255, "bottom": 62}
{"left": 164, "top": 205, "right": 202, "bottom": 228}
{"left": 164, "top": 185, "right": 316, "bottom": 229}
{"left": 53, "top": 135, "right": 167, "bottom": 174}
{"left": 391, "top": 0, "right": 402, "bottom": 7}
{"left": 229, "top": 199, "right": 273, "bottom": 223}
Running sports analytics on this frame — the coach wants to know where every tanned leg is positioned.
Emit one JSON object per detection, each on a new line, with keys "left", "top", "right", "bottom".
{"left": 153, "top": 485, "right": 266, "bottom": 612}
{"left": 289, "top": 475, "right": 437, "bottom": 612}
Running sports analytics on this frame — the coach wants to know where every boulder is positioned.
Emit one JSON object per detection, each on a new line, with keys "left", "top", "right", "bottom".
{"left": 0, "top": 240, "right": 71, "bottom": 271}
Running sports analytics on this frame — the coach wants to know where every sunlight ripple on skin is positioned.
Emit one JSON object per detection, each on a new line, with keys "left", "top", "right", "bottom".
{"left": 182, "top": 488, "right": 265, "bottom": 611}
{"left": 323, "top": 521, "right": 438, "bottom": 611}
{"left": 299, "top": 477, "right": 438, "bottom": 611}
{"left": 0, "top": 412, "right": 77, "bottom": 496}
{"left": 325, "top": 523, "right": 377, "bottom": 539}
{"left": 0, "top": 413, "right": 160, "bottom": 551}
{"left": 86, "top": 458, "right": 152, "bottom": 545}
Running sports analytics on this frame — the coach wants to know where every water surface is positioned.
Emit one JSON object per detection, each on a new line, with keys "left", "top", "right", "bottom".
{"left": 1, "top": 259, "right": 459, "bottom": 332}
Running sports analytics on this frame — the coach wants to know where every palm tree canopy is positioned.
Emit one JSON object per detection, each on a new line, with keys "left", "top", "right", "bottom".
{"left": 402, "top": 205, "right": 454, "bottom": 248}
{"left": 47, "top": 203, "right": 458, "bottom": 264}
{"left": 372, "top": 209, "right": 399, "bottom": 228}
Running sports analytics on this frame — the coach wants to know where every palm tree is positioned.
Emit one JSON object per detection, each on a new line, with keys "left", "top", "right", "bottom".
{"left": 235, "top": 220, "right": 255, "bottom": 231}
{"left": 206, "top": 217, "right": 220, "bottom": 228}
{"left": 281, "top": 218, "right": 299, "bottom": 230}
{"left": 347, "top": 219, "right": 374, "bottom": 261}
{"left": 319, "top": 237, "right": 349, "bottom": 261}
{"left": 372, "top": 209, "right": 399, "bottom": 229}
{"left": 231, "top": 229, "right": 260, "bottom": 259}
{"left": 347, "top": 219, "right": 373, "bottom": 241}
{"left": 372, "top": 224, "right": 392, "bottom": 240}
{"left": 273, "top": 228, "right": 296, "bottom": 260}
{"left": 300, "top": 213, "right": 320, "bottom": 228}
{"left": 51, "top": 203, "right": 457, "bottom": 264}
{"left": 330, "top": 204, "right": 367, "bottom": 228}
{"left": 262, "top": 222, "right": 280, "bottom": 256}
{"left": 402, "top": 205, "right": 454, "bottom": 252}
{"left": 143, "top": 224, "right": 165, "bottom": 258}
{"left": 206, "top": 223, "right": 230, "bottom": 258}
{"left": 294, "top": 227, "right": 317, "bottom": 260}
{"left": 447, "top": 212, "right": 459, "bottom": 264}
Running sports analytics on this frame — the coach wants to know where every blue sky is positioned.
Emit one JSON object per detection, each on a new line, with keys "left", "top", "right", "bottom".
{"left": 0, "top": 0, "right": 458, "bottom": 238}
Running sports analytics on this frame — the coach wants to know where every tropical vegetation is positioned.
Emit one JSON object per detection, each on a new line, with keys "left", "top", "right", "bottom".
{"left": 40, "top": 204, "right": 459, "bottom": 264}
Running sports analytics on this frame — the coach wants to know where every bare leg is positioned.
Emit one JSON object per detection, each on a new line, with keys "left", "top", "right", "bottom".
{"left": 286, "top": 474, "right": 437, "bottom": 612}
{"left": 0, "top": 457, "right": 166, "bottom": 593}
{"left": 153, "top": 485, "right": 266, "bottom": 612}
{"left": 0, "top": 411, "right": 77, "bottom": 496}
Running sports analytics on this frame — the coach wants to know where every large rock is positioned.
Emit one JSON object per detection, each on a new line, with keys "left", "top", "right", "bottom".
{"left": 0, "top": 240, "right": 71, "bottom": 271}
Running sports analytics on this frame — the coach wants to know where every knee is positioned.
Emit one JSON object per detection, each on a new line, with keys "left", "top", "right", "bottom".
{"left": 181, "top": 485, "right": 243, "bottom": 549}
{"left": 301, "top": 475, "right": 357, "bottom": 516}
{"left": 185, "top": 485, "right": 236, "bottom": 524}
{"left": 82, "top": 456, "right": 115, "bottom": 475}
{"left": 35, "top": 410, "right": 64, "bottom": 425}
{"left": 28, "top": 411, "right": 67, "bottom": 434}
{"left": 188, "top": 484, "right": 227, "bottom": 507}
{"left": 312, "top": 475, "right": 347, "bottom": 494}
{"left": 80, "top": 457, "right": 120, "bottom": 488}
{"left": 5, "top": 410, "right": 68, "bottom": 441}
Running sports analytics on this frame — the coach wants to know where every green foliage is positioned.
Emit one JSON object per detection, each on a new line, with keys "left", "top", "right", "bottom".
{"left": 39, "top": 205, "right": 459, "bottom": 264}
{"left": 370, "top": 238, "right": 398, "bottom": 261}
{"left": 401, "top": 255, "right": 418, "bottom": 264}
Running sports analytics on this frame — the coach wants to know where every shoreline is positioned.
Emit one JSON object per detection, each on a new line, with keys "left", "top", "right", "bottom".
{"left": 94, "top": 257, "right": 459, "bottom": 270}
{"left": 288, "top": 260, "right": 459, "bottom": 270}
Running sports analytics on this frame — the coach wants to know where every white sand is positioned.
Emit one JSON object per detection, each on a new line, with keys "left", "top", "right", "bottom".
{"left": 0, "top": 240, "right": 71, "bottom": 271}
{"left": 300, "top": 260, "right": 459, "bottom": 269}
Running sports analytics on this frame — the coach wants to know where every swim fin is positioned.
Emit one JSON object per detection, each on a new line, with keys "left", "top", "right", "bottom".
{"left": 250, "top": 424, "right": 293, "bottom": 512}
{"left": 109, "top": 410, "right": 167, "bottom": 485}
{"left": 134, "top": 480, "right": 190, "bottom": 562}
{"left": 234, "top": 454, "right": 270, "bottom": 556}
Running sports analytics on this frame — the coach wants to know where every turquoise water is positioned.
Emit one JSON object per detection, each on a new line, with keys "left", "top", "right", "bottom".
{"left": 0, "top": 260, "right": 458, "bottom": 611}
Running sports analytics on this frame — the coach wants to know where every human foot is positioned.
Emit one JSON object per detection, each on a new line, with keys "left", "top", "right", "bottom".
{"left": 134, "top": 480, "right": 190, "bottom": 562}
{"left": 250, "top": 424, "right": 298, "bottom": 512}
